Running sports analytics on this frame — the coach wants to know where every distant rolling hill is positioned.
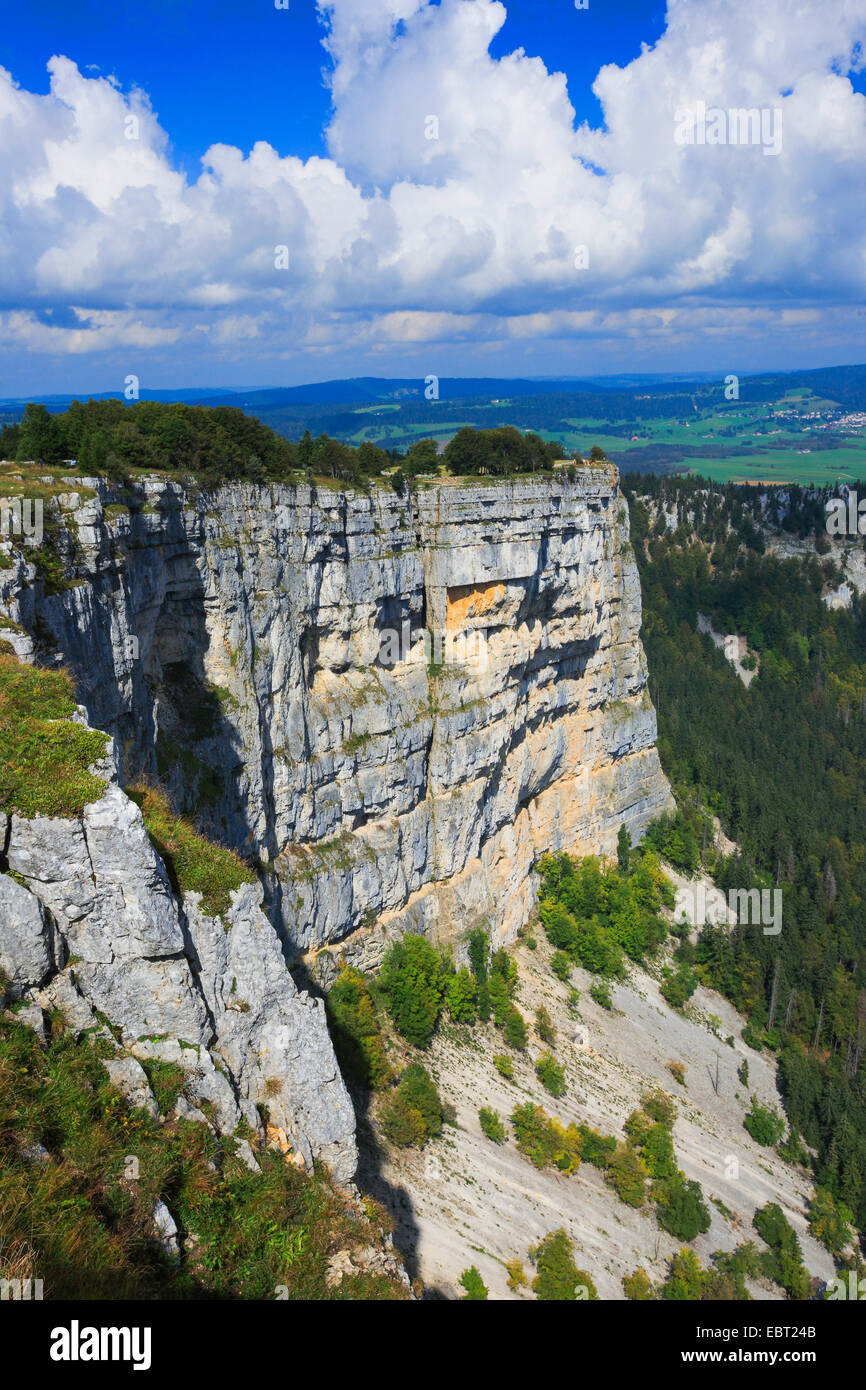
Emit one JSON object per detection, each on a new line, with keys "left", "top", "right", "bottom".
{"left": 5, "top": 365, "right": 866, "bottom": 418}
{"left": 0, "top": 373, "right": 712, "bottom": 416}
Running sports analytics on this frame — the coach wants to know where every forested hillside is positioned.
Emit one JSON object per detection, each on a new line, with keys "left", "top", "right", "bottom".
{"left": 625, "top": 474, "right": 866, "bottom": 1238}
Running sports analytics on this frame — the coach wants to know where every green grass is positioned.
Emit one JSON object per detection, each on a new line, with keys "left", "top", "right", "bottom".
{"left": 684, "top": 446, "right": 866, "bottom": 485}
{"left": 0, "top": 1012, "right": 407, "bottom": 1300}
{"left": 0, "top": 462, "right": 96, "bottom": 504}
{"left": 342, "top": 730, "right": 372, "bottom": 755}
{"left": 138, "top": 1058, "right": 187, "bottom": 1114}
{"left": 29, "top": 546, "right": 70, "bottom": 594}
{"left": 0, "top": 653, "right": 108, "bottom": 817}
{"left": 128, "top": 784, "right": 256, "bottom": 918}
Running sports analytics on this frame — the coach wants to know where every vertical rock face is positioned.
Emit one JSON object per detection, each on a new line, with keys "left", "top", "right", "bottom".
{"left": 1, "top": 469, "right": 672, "bottom": 972}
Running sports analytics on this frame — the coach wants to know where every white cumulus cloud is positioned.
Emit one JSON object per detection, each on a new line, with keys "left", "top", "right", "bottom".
{"left": 0, "top": 0, "right": 864, "bottom": 381}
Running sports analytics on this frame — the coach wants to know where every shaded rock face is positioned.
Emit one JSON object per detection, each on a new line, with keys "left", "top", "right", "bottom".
{"left": 0, "top": 745, "right": 357, "bottom": 1183}
{"left": 2, "top": 471, "right": 672, "bottom": 971}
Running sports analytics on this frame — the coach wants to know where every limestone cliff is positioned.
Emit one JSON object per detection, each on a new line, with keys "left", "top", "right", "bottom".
{"left": 0, "top": 732, "right": 357, "bottom": 1181}
{"left": 1, "top": 469, "right": 672, "bottom": 980}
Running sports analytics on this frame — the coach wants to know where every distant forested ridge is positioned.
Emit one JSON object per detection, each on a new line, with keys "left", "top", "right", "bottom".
{"left": 625, "top": 474, "right": 866, "bottom": 1237}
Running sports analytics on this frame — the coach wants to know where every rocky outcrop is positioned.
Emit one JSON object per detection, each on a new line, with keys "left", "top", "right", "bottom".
{"left": 183, "top": 882, "right": 355, "bottom": 1174}
{"left": 103, "top": 1057, "right": 160, "bottom": 1120}
{"left": 1, "top": 470, "right": 672, "bottom": 976}
{"left": 0, "top": 870, "right": 61, "bottom": 997}
{"left": 0, "top": 734, "right": 357, "bottom": 1182}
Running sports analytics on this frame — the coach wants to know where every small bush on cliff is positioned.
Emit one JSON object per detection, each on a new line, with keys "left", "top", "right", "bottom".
{"left": 623, "top": 1267, "right": 654, "bottom": 1300}
{"left": 502, "top": 1006, "right": 528, "bottom": 1050}
{"left": 590, "top": 979, "right": 613, "bottom": 1010}
{"left": 550, "top": 950, "right": 572, "bottom": 983}
{"left": 605, "top": 1143, "right": 648, "bottom": 1208}
{"left": 808, "top": 1187, "right": 854, "bottom": 1256}
{"left": 660, "top": 962, "right": 698, "bottom": 1010}
{"left": 753, "top": 1202, "right": 810, "bottom": 1299}
{"left": 578, "top": 1125, "right": 617, "bottom": 1168}
{"left": 458, "top": 1266, "right": 488, "bottom": 1300}
{"left": 743, "top": 1094, "right": 786, "bottom": 1147}
{"left": 492, "top": 1053, "right": 514, "bottom": 1080}
{"left": 659, "top": 1247, "right": 707, "bottom": 1301}
{"left": 478, "top": 1107, "right": 506, "bottom": 1143}
{"left": 397, "top": 1064, "right": 443, "bottom": 1136}
{"left": 379, "top": 1092, "right": 426, "bottom": 1148}
{"left": 529, "top": 1228, "right": 599, "bottom": 1301}
{"left": 667, "top": 1059, "right": 687, "bottom": 1087}
{"left": 654, "top": 1175, "right": 711, "bottom": 1242}
{"left": 326, "top": 966, "right": 391, "bottom": 1090}
{"left": 0, "top": 652, "right": 108, "bottom": 818}
{"left": 510, "top": 1102, "right": 583, "bottom": 1174}
{"left": 535, "top": 1051, "right": 566, "bottom": 1098}
{"left": 128, "top": 785, "right": 256, "bottom": 918}
{"left": 641, "top": 1087, "right": 677, "bottom": 1128}
{"left": 377, "top": 935, "right": 448, "bottom": 1048}
{"left": 638, "top": 1120, "right": 677, "bottom": 1181}
{"left": 535, "top": 1006, "right": 556, "bottom": 1045}
{"left": 379, "top": 1063, "right": 443, "bottom": 1149}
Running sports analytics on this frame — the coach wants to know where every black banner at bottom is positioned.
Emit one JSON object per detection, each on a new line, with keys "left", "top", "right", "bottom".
{"left": 0, "top": 1294, "right": 858, "bottom": 1377}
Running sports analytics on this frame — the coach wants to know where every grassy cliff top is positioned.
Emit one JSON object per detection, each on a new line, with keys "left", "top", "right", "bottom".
{"left": 0, "top": 653, "right": 107, "bottom": 818}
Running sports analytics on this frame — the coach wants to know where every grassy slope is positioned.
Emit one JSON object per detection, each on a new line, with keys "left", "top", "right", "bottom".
{"left": 0, "top": 1011, "right": 406, "bottom": 1300}
{"left": 128, "top": 784, "right": 256, "bottom": 918}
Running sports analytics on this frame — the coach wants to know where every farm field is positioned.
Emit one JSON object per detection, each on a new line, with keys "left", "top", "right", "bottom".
{"left": 682, "top": 447, "right": 866, "bottom": 485}
{"left": 340, "top": 387, "right": 866, "bottom": 482}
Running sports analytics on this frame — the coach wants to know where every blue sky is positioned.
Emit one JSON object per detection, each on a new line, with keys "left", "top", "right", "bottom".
{"left": 1, "top": 0, "right": 865, "bottom": 394}
{"left": 3, "top": 1, "right": 668, "bottom": 169}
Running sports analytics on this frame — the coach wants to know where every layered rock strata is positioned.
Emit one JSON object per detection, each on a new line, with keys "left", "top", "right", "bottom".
{"left": 0, "top": 470, "right": 672, "bottom": 974}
